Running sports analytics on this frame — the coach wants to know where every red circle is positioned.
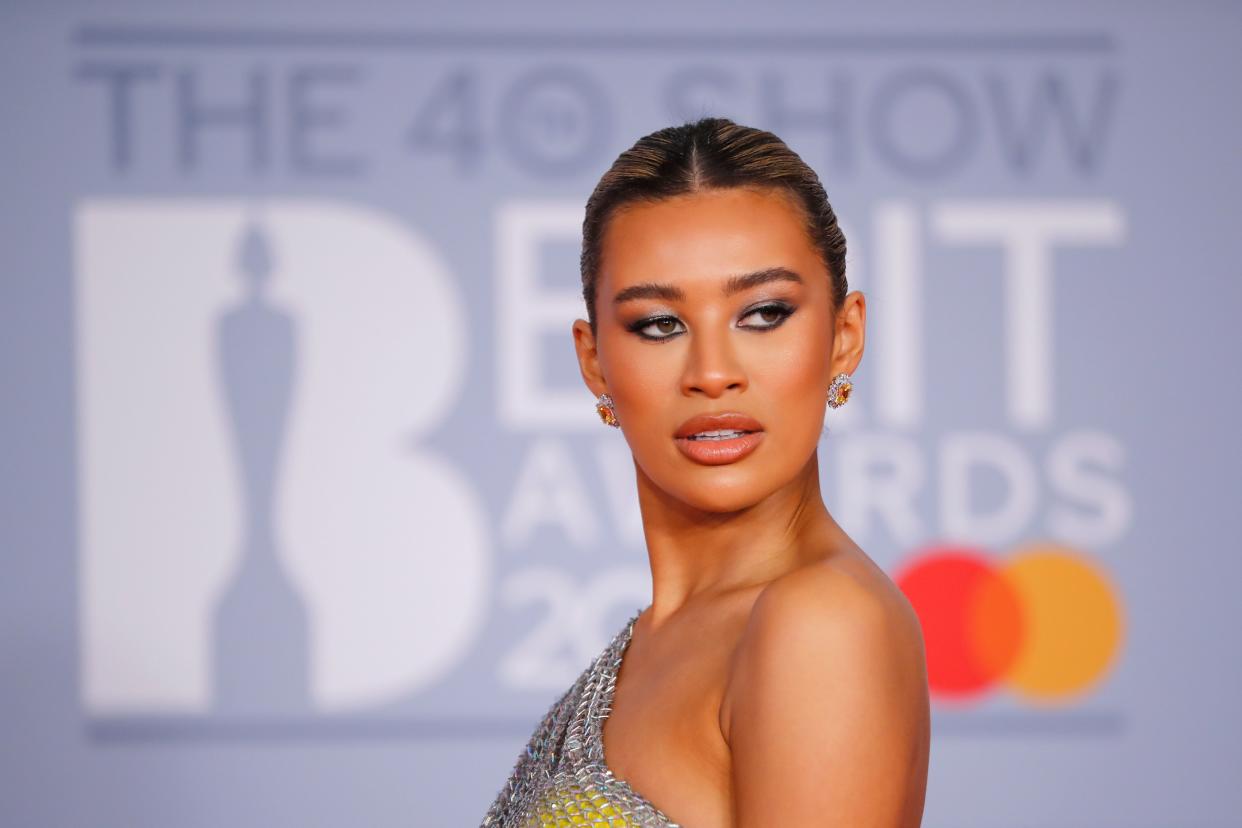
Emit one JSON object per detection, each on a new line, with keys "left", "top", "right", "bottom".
{"left": 894, "top": 547, "right": 1024, "bottom": 700}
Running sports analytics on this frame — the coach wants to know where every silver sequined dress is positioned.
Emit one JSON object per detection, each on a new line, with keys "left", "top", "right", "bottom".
{"left": 480, "top": 605, "right": 680, "bottom": 827}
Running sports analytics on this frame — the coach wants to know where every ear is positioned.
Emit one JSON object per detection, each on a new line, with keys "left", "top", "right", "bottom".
{"left": 572, "top": 318, "right": 607, "bottom": 397}
{"left": 831, "top": 290, "right": 866, "bottom": 377}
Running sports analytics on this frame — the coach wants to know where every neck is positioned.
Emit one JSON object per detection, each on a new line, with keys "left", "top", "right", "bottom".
{"left": 634, "top": 449, "right": 837, "bottom": 628}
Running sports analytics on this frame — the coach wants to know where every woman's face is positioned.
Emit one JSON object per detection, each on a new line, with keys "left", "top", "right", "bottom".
{"left": 572, "top": 185, "right": 864, "bottom": 514}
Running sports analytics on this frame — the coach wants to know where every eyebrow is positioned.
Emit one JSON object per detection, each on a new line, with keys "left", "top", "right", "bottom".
{"left": 611, "top": 266, "right": 805, "bottom": 305}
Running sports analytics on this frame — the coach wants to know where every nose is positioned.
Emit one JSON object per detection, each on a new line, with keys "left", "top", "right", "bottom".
{"left": 680, "top": 322, "right": 748, "bottom": 398}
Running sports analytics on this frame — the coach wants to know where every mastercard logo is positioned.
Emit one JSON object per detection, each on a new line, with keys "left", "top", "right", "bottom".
{"left": 893, "top": 542, "right": 1124, "bottom": 704}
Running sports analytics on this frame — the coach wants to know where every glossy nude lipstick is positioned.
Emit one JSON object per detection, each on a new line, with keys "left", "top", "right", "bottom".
{"left": 673, "top": 411, "right": 765, "bottom": 466}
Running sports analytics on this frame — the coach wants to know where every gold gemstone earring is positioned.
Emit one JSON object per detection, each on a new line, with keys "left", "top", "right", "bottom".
{"left": 827, "top": 372, "right": 853, "bottom": 408}
{"left": 596, "top": 393, "right": 620, "bottom": 427}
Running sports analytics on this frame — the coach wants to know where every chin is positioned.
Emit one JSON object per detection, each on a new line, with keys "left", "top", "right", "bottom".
{"left": 675, "top": 481, "right": 760, "bottom": 513}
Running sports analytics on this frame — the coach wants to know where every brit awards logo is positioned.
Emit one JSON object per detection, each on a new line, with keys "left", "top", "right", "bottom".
{"left": 74, "top": 198, "right": 491, "bottom": 725}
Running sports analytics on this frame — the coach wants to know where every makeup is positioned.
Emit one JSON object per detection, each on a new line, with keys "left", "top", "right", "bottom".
{"left": 673, "top": 411, "right": 765, "bottom": 466}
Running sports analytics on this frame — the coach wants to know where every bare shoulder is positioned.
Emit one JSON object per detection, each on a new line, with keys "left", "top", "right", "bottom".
{"left": 754, "top": 548, "right": 923, "bottom": 659}
{"left": 725, "top": 548, "right": 927, "bottom": 711}
{"left": 721, "top": 549, "right": 930, "bottom": 827}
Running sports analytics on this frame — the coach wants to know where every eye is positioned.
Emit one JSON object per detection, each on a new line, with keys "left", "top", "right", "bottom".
{"left": 738, "top": 302, "right": 795, "bottom": 330}
{"left": 628, "top": 315, "right": 686, "bottom": 341}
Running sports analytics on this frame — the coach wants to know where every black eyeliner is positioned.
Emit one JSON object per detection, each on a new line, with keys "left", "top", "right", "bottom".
{"left": 740, "top": 300, "right": 796, "bottom": 329}
{"left": 625, "top": 314, "right": 684, "bottom": 342}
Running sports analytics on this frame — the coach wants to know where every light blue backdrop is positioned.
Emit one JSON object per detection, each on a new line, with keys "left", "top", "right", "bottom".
{"left": 2, "top": 1, "right": 1239, "bottom": 826}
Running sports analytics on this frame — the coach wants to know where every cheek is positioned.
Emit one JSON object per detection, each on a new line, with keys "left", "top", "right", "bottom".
{"left": 598, "top": 336, "right": 678, "bottom": 420}
{"left": 768, "top": 340, "right": 827, "bottom": 385}
{"left": 753, "top": 328, "right": 833, "bottom": 441}
{"left": 760, "top": 352, "right": 828, "bottom": 436}
{"left": 761, "top": 321, "right": 832, "bottom": 391}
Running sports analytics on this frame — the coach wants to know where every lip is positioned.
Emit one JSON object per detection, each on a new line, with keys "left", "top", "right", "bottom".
{"left": 673, "top": 411, "right": 765, "bottom": 466}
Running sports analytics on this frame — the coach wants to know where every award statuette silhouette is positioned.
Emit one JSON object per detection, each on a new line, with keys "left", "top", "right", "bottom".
{"left": 211, "top": 218, "right": 312, "bottom": 715}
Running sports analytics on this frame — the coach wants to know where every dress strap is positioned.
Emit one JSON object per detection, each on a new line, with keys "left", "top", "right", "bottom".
{"left": 566, "top": 606, "right": 644, "bottom": 766}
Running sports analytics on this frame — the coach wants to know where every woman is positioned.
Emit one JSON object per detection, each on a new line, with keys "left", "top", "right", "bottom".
{"left": 481, "top": 116, "right": 930, "bottom": 827}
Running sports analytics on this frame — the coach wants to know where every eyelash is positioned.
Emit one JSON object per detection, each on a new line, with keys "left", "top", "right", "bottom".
{"left": 626, "top": 302, "right": 796, "bottom": 342}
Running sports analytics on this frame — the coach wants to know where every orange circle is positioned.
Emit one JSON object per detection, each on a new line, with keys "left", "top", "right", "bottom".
{"left": 998, "top": 543, "right": 1124, "bottom": 702}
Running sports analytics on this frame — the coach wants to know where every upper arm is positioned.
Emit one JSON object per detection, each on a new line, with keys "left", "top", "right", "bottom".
{"left": 725, "top": 569, "right": 930, "bottom": 828}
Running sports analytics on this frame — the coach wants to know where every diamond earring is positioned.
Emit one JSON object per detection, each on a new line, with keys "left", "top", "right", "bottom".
{"left": 596, "top": 393, "right": 620, "bottom": 427}
{"left": 827, "top": 372, "right": 853, "bottom": 408}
